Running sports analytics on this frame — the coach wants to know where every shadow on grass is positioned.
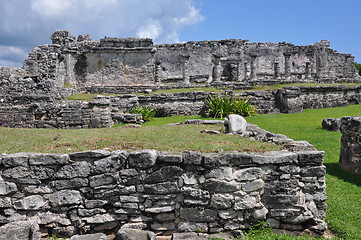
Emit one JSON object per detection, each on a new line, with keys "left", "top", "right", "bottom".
{"left": 325, "top": 162, "right": 361, "bottom": 187}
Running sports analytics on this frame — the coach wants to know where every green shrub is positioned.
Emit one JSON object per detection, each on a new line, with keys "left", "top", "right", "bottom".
{"left": 130, "top": 106, "right": 155, "bottom": 122}
{"left": 205, "top": 95, "right": 257, "bottom": 118}
{"left": 355, "top": 62, "right": 361, "bottom": 75}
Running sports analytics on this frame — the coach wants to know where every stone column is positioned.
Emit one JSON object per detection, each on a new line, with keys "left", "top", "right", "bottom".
{"left": 212, "top": 54, "right": 222, "bottom": 83}
{"left": 154, "top": 61, "right": 161, "bottom": 83}
{"left": 250, "top": 55, "right": 257, "bottom": 80}
{"left": 283, "top": 53, "right": 291, "bottom": 79}
{"left": 305, "top": 62, "right": 311, "bottom": 79}
{"left": 236, "top": 52, "right": 243, "bottom": 82}
{"left": 244, "top": 62, "right": 250, "bottom": 81}
{"left": 181, "top": 55, "right": 190, "bottom": 84}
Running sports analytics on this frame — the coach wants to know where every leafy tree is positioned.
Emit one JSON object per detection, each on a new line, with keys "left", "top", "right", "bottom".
{"left": 355, "top": 62, "right": 361, "bottom": 75}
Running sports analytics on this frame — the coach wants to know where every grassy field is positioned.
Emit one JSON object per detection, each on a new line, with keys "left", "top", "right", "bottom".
{"left": 245, "top": 105, "right": 361, "bottom": 240}
{"left": 0, "top": 122, "right": 280, "bottom": 154}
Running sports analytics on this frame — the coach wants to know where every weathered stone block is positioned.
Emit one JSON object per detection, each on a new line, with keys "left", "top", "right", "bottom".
{"left": 1, "top": 152, "right": 29, "bottom": 167}
{"left": 183, "top": 151, "right": 202, "bottom": 165}
{"left": 182, "top": 187, "right": 210, "bottom": 205}
{"left": 0, "top": 219, "right": 40, "bottom": 240}
{"left": 49, "top": 190, "right": 82, "bottom": 207}
{"left": 218, "top": 210, "right": 238, "bottom": 220}
{"left": 69, "top": 150, "right": 111, "bottom": 161}
{"left": 203, "top": 179, "right": 239, "bottom": 193}
{"left": 2, "top": 166, "right": 32, "bottom": 179}
{"left": 128, "top": 150, "right": 157, "bottom": 169}
{"left": 69, "top": 233, "right": 108, "bottom": 240}
{"left": 242, "top": 179, "right": 265, "bottom": 192}
{"left": 84, "top": 199, "right": 108, "bottom": 209}
{"left": 119, "top": 195, "right": 143, "bottom": 203}
{"left": 145, "top": 166, "right": 183, "bottom": 183}
{"left": 177, "top": 222, "right": 208, "bottom": 233}
{"left": 205, "top": 167, "right": 233, "bottom": 181}
{"left": 143, "top": 181, "right": 179, "bottom": 194}
{"left": 233, "top": 196, "right": 257, "bottom": 210}
{"left": 298, "top": 151, "right": 325, "bottom": 166}
{"left": 322, "top": 118, "right": 341, "bottom": 132}
{"left": 78, "top": 208, "right": 107, "bottom": 217}
{"left": 90, "top": 173, "right": 117, "bottom": 187}
{"left": 155, "top": 212, "right": 176, "bottom": 222}
{"left": 55, "top": 162, "right": 91, "bottom": 179}
{"left": 300, "top": 166, "right": 326, "bottom": 177}
{"left": 157, "top": 153, "right": 183, "bottom": 163}
{"left": 13, "top": 195, "right": 46, "bottom": 210}
{"left": 0, "top": 196, "right": 12, "bottom": 208}
{"left": 145, "top": 206, "right": 175, "bottom": 214}
{"left": 251, "top": 206, "right": 269, "bottom": 220}
{"left": 150, "top": 222, "right": 176, "bottom": 231}
{"left": 180, "top": 207, "right": 217, "bottom": 222}
{"left": 210, "top": 193, "right": 233, "bottom": 209}
{"left": 54, "top": 178, "right": 89, "bottom": 190}
{"left": 203, "top": 153, "right": 229, "bottom": 167}
{"left": 116, "top": 228, "right": 156, "bottom": 240}
{"left": 0, "top": 178, "right": 17, "bottom": 195}
{"left": 83, "top": 213, "right": 126, "bottom": 224}
{"left": 29, "top": 153, "right": 70, "bottom": 165}
{"left": 234, "top": 167, "right": 264, "bottom": 181}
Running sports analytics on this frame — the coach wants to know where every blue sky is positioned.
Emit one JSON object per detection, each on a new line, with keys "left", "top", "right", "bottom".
{"left": 180, "top": 0, "right": 361, "bottom": 61}
{"left": 0, "top": 0, "right": 360, "bottom": 67}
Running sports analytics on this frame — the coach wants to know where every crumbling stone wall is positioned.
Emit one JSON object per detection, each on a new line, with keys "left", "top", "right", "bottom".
{"left": 1, "top": 84, "right": 361, "bottom": 128}
{"left": 0, "top": 100, "right": 113, "bottom": 128}
{"left": 101, "top": 85, "right": 361, "bottom": 119}
{"left": 24, "top": 31, "right": 156, "bottom": 88}
{"left": 0, "top": 67, "right": 68, "bottom": 106}
{"left": 155, "top": 40, "right": 357, "bottom": 84}
{"left": 339, "top": 116, "right": 361, "bottom": 175}
{"left": 22, "top": 31, "right": 359, "bottom": 88}
{"left": 0, "top": 125, "right": 327, "bottom": 238}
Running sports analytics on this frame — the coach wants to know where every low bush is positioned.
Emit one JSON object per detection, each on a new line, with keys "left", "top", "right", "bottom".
{"left": 205, "top": 95, "right": 257, "bottom": 118}
{"left": 130, "top": 106, "right": 155, "bottom": 122}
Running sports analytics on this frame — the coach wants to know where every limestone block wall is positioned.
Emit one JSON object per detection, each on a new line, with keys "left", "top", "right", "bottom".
{"left": 0, "top": 101, "right": 113, "bottom": 128}
{"left": 299, "top": 86, "right": 361, "bottom": 109}
{"left": 103, "top": 85, "right": 361, "bottom": 119}
{"left": 0, "top": 141, "right": 327, "bottom": 238}
{"left": 339, "top": 116, "right": 361, "bottom": 175}
{"left": 0, "top": 68, "right": 67, "bottom": 106}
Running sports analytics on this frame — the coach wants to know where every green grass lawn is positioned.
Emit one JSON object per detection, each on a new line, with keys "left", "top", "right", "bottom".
{"left": 0, "top": 123, "right": 280, "bottom": 154}
{"left": 245, "top": 105, "right": 361, "bottom": 240}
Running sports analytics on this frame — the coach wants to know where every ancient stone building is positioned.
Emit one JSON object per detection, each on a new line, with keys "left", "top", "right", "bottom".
{"left": 23, "top": 31, "right": 359, "bottom": 88}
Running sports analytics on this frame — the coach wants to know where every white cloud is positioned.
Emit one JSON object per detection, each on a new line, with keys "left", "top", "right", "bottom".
{"left": 0, "top": 45, "right": 28, "bottom": 67}
{"left": 0, "top": 0, "right": 204, "bottom": 67}
{"left": 136, "top": 21, "right": 163, "bottom": 40}
{"left": 31, "top": 0, "right": 74, "bottom": 17}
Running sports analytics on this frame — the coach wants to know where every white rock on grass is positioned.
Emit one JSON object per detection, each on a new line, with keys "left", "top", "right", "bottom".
{"left": 224, "top": 114, "right": 247, "bottom": 134}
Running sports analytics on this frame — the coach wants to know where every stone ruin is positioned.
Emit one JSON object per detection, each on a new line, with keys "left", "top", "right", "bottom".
{"left": 0, "top": 31, "right": 346, "bottom": 239}
{"left": 22, "top": 31, "right": 358, "bottom": 89}
{"left": 0, "top": 30, "right": 360, "bottom": 129}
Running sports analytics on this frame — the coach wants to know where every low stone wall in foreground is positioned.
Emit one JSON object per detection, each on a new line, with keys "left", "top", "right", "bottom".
{"left": 0, "top": 124, "right": 327, "bottom": 238}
